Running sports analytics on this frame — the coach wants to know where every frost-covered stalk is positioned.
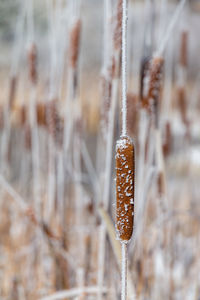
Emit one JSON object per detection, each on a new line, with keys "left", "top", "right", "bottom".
{"left": 121, "top": 243, "right": 128, "bottom": 300}
{"left": 115, "top": 1, "right": 135, "bottom": 299}
{"left": 116, "top": 137, "right": 135, "bottom": 300}
{"left": 121, "top": 0, "right": 128, "bottom": 137}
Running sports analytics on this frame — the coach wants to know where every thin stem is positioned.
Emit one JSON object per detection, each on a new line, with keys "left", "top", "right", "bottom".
{"left": 121, "top": 242, "right": 128, "bottom": 300}
{"left": 156, "top": 0, "right": 186, "bottom": 57}
{"left": 122, "top": 0, "right": 128, "bottom": 136}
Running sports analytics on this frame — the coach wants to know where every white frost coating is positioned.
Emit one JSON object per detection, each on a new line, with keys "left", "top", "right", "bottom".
{"left": 121, "top": 0, "right": 128, "bottom": 136}
{"left": 121, "top": 242, "right": 128, "bottom": 300}
{"left": 116, "top": 137, "right": 133, "bottom": 151}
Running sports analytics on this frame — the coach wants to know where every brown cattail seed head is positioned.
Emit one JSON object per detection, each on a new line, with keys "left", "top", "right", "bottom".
{"left": 148, "top": 56, "right": 164, "bottom": 106}
{"left": 116, "top": 136, "right": 135, "bottom": 242}
{"left": 163, "top": 121, "right": 172, "bottom": 157}
{"left": 28, "top": 43, "right": 37, "bottom": 84}
{"left": 177, "top": 87, "right": 188, "bottom": 126}
{"left": 45, "top": 99, "right": 63, "bottom": 147}
{"left": 69, "top": 19, "right": 81, "bottom": 69}
{"left": 157, "top": 171, "right": 165, "bottom": 196}
{"left": 36, "top": 103, "right": 46, "bottom": 126}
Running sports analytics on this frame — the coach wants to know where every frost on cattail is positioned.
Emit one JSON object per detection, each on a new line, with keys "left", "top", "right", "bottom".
{"left": 116, "top": 136, "right": 135, "bottom": 242}
{"left": 69, "top": 19, "right": 81, "bottom": 69}
{"left": 28, "top": 43, "right": 37, "bottom": 84}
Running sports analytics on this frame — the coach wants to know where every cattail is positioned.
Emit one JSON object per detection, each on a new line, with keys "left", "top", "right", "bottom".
{"left": 157, "top": 171, "right": 165, "bottom": 196}
{"left": 20, "top": 105, "right": 27, "bottom": 126}
{"left": 179, "top": 31, "right": 188, "bottom": 68}
{"left": 8, "top": 76, "right": 17, "bottom": 109}
{"left": 69, "top": 19, "right": 81, "bottom": 69}
{"left": 177, "top": 87, "right": 188, "bottom": 126}
{"left": 36, "top": 102, "right": 46, "bottom": 126}
{"left": 116, "top": 136, "right": 135, "bottom": 242}
{"left": 115, "top": 1, "right": 135, "bottom": 298}
{"left": 147, "top": 56, "right": 164, "bottom": 127}
{"left": 113, "top": 0, "right": 122, "bottom": 50}
{"left": 163, "top": 121, "right": 172, "bottom": 157}
{"left": 46, "top": 99, "right": 63, "bottom": 147}
{"left": 46, "top": 100, "right": 57, "bottom": 137}
{"left": 148, "top": 56, "right": 164, "bottom": 106}
{"left": 140, "top": 56, "right": 151, "bottom": 107}
{"left": 28, "top": 43, "right": 37, "bottom": 84}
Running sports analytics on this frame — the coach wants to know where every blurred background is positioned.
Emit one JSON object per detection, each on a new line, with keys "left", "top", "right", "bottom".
{"left": 0, "top": 0, "right": 200, "bottom": 299}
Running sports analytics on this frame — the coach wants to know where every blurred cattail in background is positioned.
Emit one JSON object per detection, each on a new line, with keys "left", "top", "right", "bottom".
{"left": 28, "top": 43, "right": 38, "bottom": 85}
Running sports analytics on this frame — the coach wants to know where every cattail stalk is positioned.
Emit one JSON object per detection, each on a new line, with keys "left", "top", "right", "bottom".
{"left": 156, "top": 0, "right": 186, "bottom": 57}
{"left": 115, "top": 1, "right": 135, "bottom": 299}
{"left": 121, "top": 0, "right": 128, "bottom": 137}
{"left": 121, "top": 243, "right": 128, "bottom": 300}
{"left": 116, "top": 137, "right": 135, "bottom": 300}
